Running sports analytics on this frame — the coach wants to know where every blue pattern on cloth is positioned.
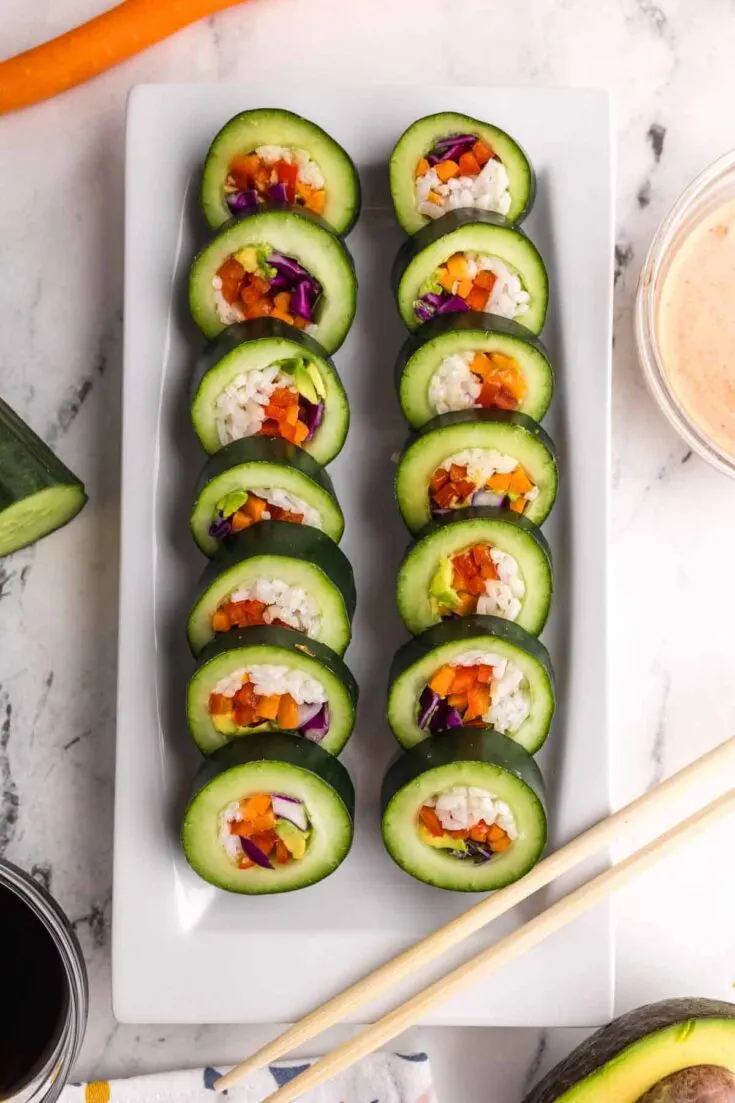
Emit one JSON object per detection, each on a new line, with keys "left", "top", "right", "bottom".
{"left": 203, "top": 1068, "right": 227, "bottom": 1093}
{"left": 269, "top": 1064, "right": 312, "bottom": 1088}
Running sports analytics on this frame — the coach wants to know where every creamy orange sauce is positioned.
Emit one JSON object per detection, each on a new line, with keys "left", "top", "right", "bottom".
{"left": 657, "top": 197, "right": 735, "bottom": 456}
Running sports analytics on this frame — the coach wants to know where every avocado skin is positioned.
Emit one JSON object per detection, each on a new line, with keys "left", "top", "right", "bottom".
{"left": 524, "top": 1000, "right": 735, "bottom": 1103}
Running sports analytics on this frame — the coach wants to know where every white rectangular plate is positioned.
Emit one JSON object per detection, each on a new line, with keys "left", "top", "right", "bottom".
{"left": 114, "top": 84, "right": 614, "bottom": 1026}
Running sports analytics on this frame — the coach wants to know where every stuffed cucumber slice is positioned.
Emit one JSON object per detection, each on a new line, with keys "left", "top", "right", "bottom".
{"left": 397, "top": 508, "right": 552, "bottom": 637}
{"left": 396, "top": 312, "right": 553, "bottom": 428}
{"left": 0, "top": 396, "right": 87, "bottom": 557}
{"left": 189, "top": 208, "right": 356, "bottom": 352}
{"left": 395, "top": 409, "right": 558, "bottom": 534}
{"left": 190, "top": 320, "right": 349, "bottom": 464}
{"left": 191, "top": 437, "right": 344, "bottom": 557}
{"left": 187, "top": 520, "right": 356, "bottom": 657}
{"left": 201, "top": 108, "right": 360, "bottom": 235}
{"left": 381, "top": 727, "right": 546, "bottom": 892}
{"left": 387, "top": 615, "right": 554, "bottom": 754}
{"left": 187, "top": 625, "right": 358, "bottom": 756}
{"left": 392, "top": 210, "right": 548, "bottom": 335}
{"left": 182, "top": 732, "right": 354, "bottom": 894}
{"left": 390, "top": 111, "right": 535, "bottom": 234}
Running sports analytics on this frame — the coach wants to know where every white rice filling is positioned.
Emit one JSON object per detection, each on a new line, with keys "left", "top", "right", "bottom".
{"left": 428, "top": 351, "right": 482, "bottom": 415}
{"left": 219, "top": 800, "right": 246, "bottom": 864}
{"left": 423, "top": 785, "right": 518, "bottom": 839}
{"left": 474, "top": 548, "right": 525, "bottom": 622}
{"left": 449, "top": 648, "right": 531, "bottom": 734}
{"left": 249, "top": 488, "right": 321, "bottom": 528}
{"left": 222, "top": 578, "right": 321, "bottom": 636}
{"left": 432, "top": 252, "right": 529, "bottom": 321}
{"left": 213, "top": 664, "right": 326, "bottom": 705}
{"left": 416, "top": 156, "right": 511, "bottom": 219}
{"left": 438, "top": 448, "right": 539, "bottom": 502}
{"left": 253, "top": 145, "right": 325, "bottom": 190}
{"left": 214, "top": 366, "right": 296, "bottom": 447}
{"left": 212, "top": 277, "right": 246, "bottom": 326}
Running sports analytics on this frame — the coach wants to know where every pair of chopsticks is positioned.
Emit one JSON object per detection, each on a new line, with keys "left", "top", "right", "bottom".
{"left": 216, "top": 736, "right": 735, "bottom": 1103}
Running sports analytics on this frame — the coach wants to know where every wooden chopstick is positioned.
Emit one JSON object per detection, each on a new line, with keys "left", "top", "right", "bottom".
{"left": 260, "top": 787, "right": 735, "bottom": 1103}
{"left": 214, "top": 735, "right": 735, "bottom": 1093}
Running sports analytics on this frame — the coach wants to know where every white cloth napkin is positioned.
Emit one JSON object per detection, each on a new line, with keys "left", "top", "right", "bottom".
{"left": 62, "top": 1053, "right": 436, "bottom": 1103}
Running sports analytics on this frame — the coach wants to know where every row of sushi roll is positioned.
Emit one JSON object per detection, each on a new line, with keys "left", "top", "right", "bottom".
{"left": 178, "top": 110, "right": 365, "bottom": 895}
{"left": 380, "top": 112, "right": 559, "bottom": 892}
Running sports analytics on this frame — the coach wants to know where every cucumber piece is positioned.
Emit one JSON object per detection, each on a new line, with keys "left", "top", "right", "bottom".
{"left": 182, "top": 732, "right": 354, "bottom": 894}
{"left": 392, "top": 210, "right": 549, "bottom": 335}
{"left": 190, "top": 319, "right": 349, "bottom": 464}
{"left": 390, "top": 111, "right": 535, "bottom": 233}
{"left": 201, "top": 108, "right": 360, "bottom": 235}
{"left": 381, "top": 728, "right": 547, "bottom": 892}
{"left": 191, "top": 437, "right": 344, "bottom": 556}
{"left": 187, "top": 625, "right": 358, "bottom": 755}
{"left": 188, "top": 209, "right": 357, "bottom": 352}
{"left": 396, "top": 312, "right": 554, "bottom": 428}
{"left": 0, "top": 396, "right": 87, "bottom": 557}
{"left": 186, "top": 520, "right": 356, "bottom": 657}
{"left": 397, "top": 507, "right": 552, "bottom": 637}
{"left": 394, "top": 409, "right": 559, "bottom": 534}
{"left": 387, "top": 614, "right": 555, "bottom": 754}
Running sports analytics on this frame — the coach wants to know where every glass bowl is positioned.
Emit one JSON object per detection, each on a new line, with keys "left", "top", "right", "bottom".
{"left": 635, "top": 148, "right": 735, "bottom": 477}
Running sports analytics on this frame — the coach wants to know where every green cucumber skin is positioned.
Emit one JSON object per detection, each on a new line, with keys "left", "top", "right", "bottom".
{"left": 524, "top": 1000, "right": 735, "bottom": 1103}
{"left": 193, "top": 520, "right": 356, "bottom": 621}
{"left": 193, "top": 436, "right": 338, "bottom": 502}
{"left": 391, "top": 209, "right": 543, "bottom": 297}
{"left": 0, "top": 396, "right": 85, "bottom": 510}
{"left": 409, "top": 407, "right": 558, "bottom": 456}
{"left": 194, "top": 624, "right": 359, "bottom": 705}
{"left": 191, "top": 731, "right": 356, "bottom": 818}
{"left": 388, "top": 612, "right": 555, "bottom": 696}
{"left": 381, "top": 727, "right": 546, "bottom": 810}
{"left": 189, "top": 318, "right": 337, "bottom": 407}
{"left": 415, "top": 505, "right": 552, "bottom": 564}
{"left": 393, "top": 311, "right": 552, "bottom": 393}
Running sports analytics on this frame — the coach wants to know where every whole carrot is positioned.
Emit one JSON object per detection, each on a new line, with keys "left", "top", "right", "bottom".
{"left": 0, "top": 0, "right": 246, "bottom": 115}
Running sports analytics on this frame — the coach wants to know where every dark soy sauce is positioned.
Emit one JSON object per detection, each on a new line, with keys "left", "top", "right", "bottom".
{"left": 0, "top": 883, "right": 69, "bottom": 1098}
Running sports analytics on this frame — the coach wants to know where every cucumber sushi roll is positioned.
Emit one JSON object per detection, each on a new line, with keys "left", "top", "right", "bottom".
{"left": 187, "top": 520, "right": 356, "bottom": 657}
{"left": 390, "top": 112, "right": 535, "bottom": 234}
{"left": 187, "top": 626, "right": 358, "bottom": 756}
{"left": 396, "top": 313, "right": 553, "bottom": 429}
{"left": 392, "top": 210, "right": 548, "bottom": 335}
{"left": 201, "top": 108, "right": 360, "bottom": 235}
{"left": 182, "top": 732, "right": 354, "bottom": 894}
{"left": 191, "top": 437, "right": 344, "bottom": 557}
{"left": 190, "top": 320, "right": 349, "bottom": 464}
{"left": 188, "top": 209, "right": 357, "bottom": 352}
{"left": 397, "top": 508, "right": 552, "bottom": 637}
{"left": 395, "top": 409, "right": 558, "bottom": 535}
{"left": 381, "top": 728, "right": 547, "bottom": 892}
{"left": 387, "top": 615, "right": 555, "bottom": 754}
{"left": 0, "top": 396, "right": 87, "bottom": 557}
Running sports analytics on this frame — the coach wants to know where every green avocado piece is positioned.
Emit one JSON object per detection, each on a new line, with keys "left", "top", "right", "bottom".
{"left": 418, "top": 823, "right": 466, "bottom": 852}
{"left": 306, "top": 361, "right": 326, "bottom": 400}
{"left": 212, "top": 713, "right": 240, "bottom": 736}
{"left": 523, "top": 999, "right": 735, "bottom": 1103}
{"left": 429, "top": 556, "right": 461, "bottom": 614}
{"left": 215, "top": 489, "right": 248, "bottom": 517}
{"left": 291, "top": 361, "right": 320, "bottom": 405}
{"left": 275, "top": 819, "right": 309, "bottom": 859}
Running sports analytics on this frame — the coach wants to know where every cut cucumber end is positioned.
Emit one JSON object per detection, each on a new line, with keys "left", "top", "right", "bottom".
{"left": 0, "top": 484, "right": 87, "bottom": 558}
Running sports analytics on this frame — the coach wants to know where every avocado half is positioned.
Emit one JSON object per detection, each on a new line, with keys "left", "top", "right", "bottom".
{"left": 524, "top": 999, "right": 735, "bottom": 1103}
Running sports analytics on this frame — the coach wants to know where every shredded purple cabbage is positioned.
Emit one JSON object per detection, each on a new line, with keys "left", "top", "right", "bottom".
{"left": 415, "top": 301, "right": 434, "bottom": 322}
{"left": 466, "top": 839, "right": 495, "bottom": 863}
{"left": 418, "top": 686, "right": 440, "bottom": 730}
{"left": 291, "top": 280, "right": 313, "bottom": 321}
{"left": 269, "top": 252, "right": 311, "bottom": 282}
{"left": 437, "top": 295, "right": 471, "bottom": 315}
{"left": 208, "top": 512, "right": 233, "bottom": 541}
{"left": 298, "top": 397, "right": 324, "bottom": 440}
{"left": 415, "top": 289, "right": 471, "bottom": 323}
{"left": 226, "top": 189, "right": 259, "bottom": 215}
{"left": 426, "top": 134, "right": 478, "bottom": 167}
{"left": 427, "top": 702, "right": 464, "bottom": 733}
{"left": 268, "top": 182, "right": 289, "bottom": 205}
{"left": 301, "top": 703, "right": 329, "bottom": 741}
{"left": 240, "top": 836, "right": 273, "bottom": 869}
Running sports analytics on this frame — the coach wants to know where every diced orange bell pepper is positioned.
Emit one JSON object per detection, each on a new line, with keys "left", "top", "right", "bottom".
{"left": 466, "top": 683, "right": 490, "bottom": 720}
{"left": 476, "top": 664, "right": 494, "bottom": 684}
{"left": 470, "top": 352, "right": 492, "bottom": 379}
{"left": 246, "top": 299, "right": 273, "bottom": 319}
{"left": 438, "top": 267, "right": 455, "bottom": 293}
{"left": 274, "top": 291, "right": 292, "bottom": 312}
{"left": 488, "top": 823, "right": 506, "bottom": 841}
{"left": 259, "top": 420, "right": 282, "bottom": 437}
{"left": 427, "top": 191, "right": 443, "bottom": 205}
{"left": 257, "top": 695, "right": 281, "bottom": 721}
{"left": 508, "top": 467, "right": 534, "bottom": 495}
{"left": 234, "top": 681, "right": 258, "bottom": 708}
{"left": 430, "top": 468, "right": 450, "bottom": 492}
{"left": 469, "top": 822, "right": 489, "bottom": 842}
{"left": 449, "top": 463, "right": 468, "bottom": 483}
{"left": 492, "top": 835, "right": 511, "bottom": 852}
{"left": 488, "top": 472, "right": 513, "bottom": 493}
{"left": 208, "top": 693, "right": 232, "bottom": 716}
{"left": 474, "top": 269, "right": 497, "bottom": 291}
{"left": 250, "top": 275, "right": 271, "bottom": 297}
{"left": 217, "top": 257, "right": 247, "bottom": 305}
{"left": 431, "top": 483, "right": 455, "bottom": 509}
{"left": 436, "top": 160, "right": 460, "bottom": 182}
{"left": 415, "top": 158, "right": 430, "bottom": 178}
{"left": 283, "top": 404, "right": 300, "bottom": 427}
{"left": 456, "top": 278, "right": 474, "bottom": 300}
{"left": 466, "top": 284, "right": 490, "bottom": 312}
{"left": 419, "top": 806, "right": 444, "bottom": 837}
{"left": 233, "top": 704, "right": 257, "bottom": 728}
{"left": 275, "top": 159, "right": 299, "bottom": 202}
{"left": 270, "top": 387, "right": 296, "bottom": 407}
{"left": 454, "top": 592, "right": 477, "bottom": 616}
{"left": 229, "top": 153, "right": 261, "bottom": 189}
{"left": 250, "top": 831, "right": 278, "bottom": 855}
{"left": 231, "top": 511, "right": 251, "bottom": 532}
{"left": 211, "top": 610, "right": 230, "bottom": 633}
{"left": 277, "top": 693, "right": 300, "bottom": 729}
{"left": 274, "top": 839, "right": 291, "bottom": 864}
{"left": 446, "top": 253, "right": 469, "bottom": 282}
{"left": 305, "top": 189, "right": 326, "bottom": 214}
{"left": 244, "top": 495, "right": 267, "bottom": 520}
{"left": 429, "top": 664, "right": 456, "bottom": 697}
{"left": 248, "top": 811, "right": 276, "bottom": 834}
{"left": 240, "top": 793, "right": 272, "bottom": 820}
{"left": 472, "top": 140, "right": 493, "bottom": 166}
{"left": 265, "top": 402, "right": 288, "bottom": 422}
{"left": 458, "top": 151, "right": 481, "bottom": 176}
{"left": 447, "top": 692, "right": 468, "bottom": 711}
{"left": 450, "top": 666, "right": 478, "bottom": 693}
{"left": 509, "top": 497, "right": 527, "bottom": 514}
{"left": 454, "top": 480, "right": 476, "bottom": 501}
{"left": 284, "top": 420, "right": 309, "bottom": 445}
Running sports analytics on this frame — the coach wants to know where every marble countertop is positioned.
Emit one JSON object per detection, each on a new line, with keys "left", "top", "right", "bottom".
{"left": 2, "top": 0, "right": 735, "bottom": 1098}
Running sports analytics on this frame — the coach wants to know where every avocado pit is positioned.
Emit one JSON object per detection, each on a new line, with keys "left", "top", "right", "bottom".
{"left": 637, "top": 1066, "right": 735, "bottom": 1103}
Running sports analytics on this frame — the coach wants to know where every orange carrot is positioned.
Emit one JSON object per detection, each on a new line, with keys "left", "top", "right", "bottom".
{"left": 0, "top": 0, "right": 246, "bottom": 116}
{"left": 435, "top": 160, "right": 460, "bottom": 182}
{"left": 415, "top": 158, "right": 430, "bottom": 178}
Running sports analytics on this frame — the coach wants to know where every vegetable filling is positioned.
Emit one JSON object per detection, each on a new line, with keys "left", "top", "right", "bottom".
{"left": 211, "top": 578, "right": 321, "bottom": 637}
{"left": 429, "top": 543, "right": 525, "bottom": 622}
{"left": 429, "top": 448, "right": 539, "bottom": 516}
{"left": 208, "top": 664, "right": 329, "bottom": 740}
{"left": 214, "top": 357, "right": 326, "bottom": 449}
{"left": 224, "top": 146, "right": 326, "bottom": 218}
{"left": 418, "top": 649, "right": 531, "bottom": 735}
{"left": 213, "top": 246, "right": 323, "bottom": 330}
{"left": 219, "top": 791, "right": 312, "bottom": 870}
{"left": 415, "top": 134, "right": 511, "bottom": 221}
{"left": 428, "top": 349, "right": 527, "bottom": 416}
{"left": 418, "top": 784, "right": 517, "bottom": 863}
{"left": 414, "top": 251, "right": 530, "bottom": 324}
{"left": 209, "top": 487, "right": 321, "bottom": 543}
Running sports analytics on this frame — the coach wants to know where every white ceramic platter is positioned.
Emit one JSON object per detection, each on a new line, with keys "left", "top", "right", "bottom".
{"left": 114, "top": 84, "right": 614, "bottom": 1025}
